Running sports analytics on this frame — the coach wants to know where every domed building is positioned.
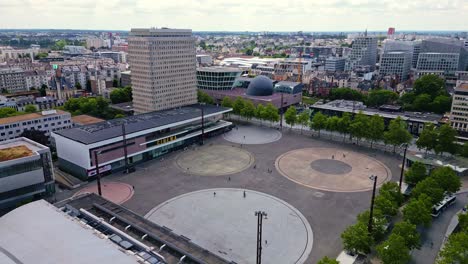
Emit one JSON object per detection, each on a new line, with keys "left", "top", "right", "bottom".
{"left": 246, "top": 75, "right": 274, "bottom": 96}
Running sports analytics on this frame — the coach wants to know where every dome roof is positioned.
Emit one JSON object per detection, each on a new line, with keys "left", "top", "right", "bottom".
{"left": 246, "top": 76, "right": 274, "bottom": 96}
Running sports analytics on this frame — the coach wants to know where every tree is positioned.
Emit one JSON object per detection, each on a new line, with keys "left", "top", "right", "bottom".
{"left": 86, "top": 80, "right": 92, "bottom": 92}
{"left": 413, "top": 94, "right": 432, "bottom": 112}
{"left": 392, "top": 221, "right": 421, "bottom": 250}
{"left": 437, "top": 232, "right": 468, "bottom": 264}
{"left": 297, "top": 110, "right": 310, "bottom": 134}
{"left": 366, "top": 90, "right": 398, "bottom": 107}
{"left": 221, "top": 97, "right": 233, "bottom": 108}
{"left": 384, "top": 117, "right": 412, "bottom": 153}
{"left": 430, "top": 166, "right": 461, "bottom": 194}
{"left": 412, "top": 177, "right": 445, "bottom": 205}
{"left": 326, "top": 116, "right": 340, "bottom": 139}
{"left": 379, "top": 182, "right": 404, "bottom": 206}
{"left": 255, "top": 104, "right": 267, "bottom": 125}
{"left": 310, "top": 112, "right": 328, "bottom": 137}
{"left": 329, "top": 88, "right": 364, "bottom": 101}
{"left": 114, "top": 114, "right": 126, "bottom": 118}
{"left": 241, "top": 101, "right": 256, "bottom": 120}
{"left": 264, "top": 103, "right": 279, "bottom": 126}
{"left": 75, "top": 82, "right": 82, "bottom": 90}
{"left": 357, "top": 210, "right": 388, "bottom": 241}
{"left": 349, "top": 111, "right": 369, "bottom": 145}
{"left": 39, "top": 84, "right": 47, "bottom": 96}
{"left": 416, "top": 123, "right": 438, "bottom": 155}
{"left": 0, "top": 108, "right": 21, "bottom": 118}
{"left": 435, "top": 124, "right": 458, "bottom": 155}
{"left": 458, "top": 213, "right": 468, "bottom": 232}
{"left": 197, "top": 90, "right": 214, "bottom": 105}
{"left": 110, "top": 87, "right": 132, "bottom": 104}
{"left": 284, "top": 106, "right": 297, "bottom": 129}
{"left": 413, "top": 74, "right": 446, "bottom": 99}
{"left": 20, "top": 129, "right": 49, "bottom": 146}
{"left": 376, "top": 234, "right": 411, "bottom": 264}
{"left": 341, "top": 222, "right": 373, "bottom": 255}
{"left": 374, "top": 195, "right": 398, "bottom": 217}
{"left": 112, "top": 78, "right": 119, "bottom": 87}
{"left": 461, "top": 142, "right": 468, "bottom": 158}
{"left": 24, "top": 105, "right": 37, "bottom": 113}
{"left": 317, "top": 256, "right": 339, "bottom": 264}
{"left": 431, "top": 95, "right": 452, "bottom": 114}
{"left": 338, "top": 112, "right": 351, "bottom": 141}
{"left": 367, "top": 114, "right": 385, "bottom": 148}
{"left": 232, "top": 97, "right": 245, "bottom": 116}
{"left": 403, "top": 197, "right": 433, "bottom": 227}
{"left": 404, "top": 161, "right": 427, "bottom": 186}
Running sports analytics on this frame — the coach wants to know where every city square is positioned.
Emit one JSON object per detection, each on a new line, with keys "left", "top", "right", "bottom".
{"left": 63, "top": 124, "right": 402, "bottom": 263}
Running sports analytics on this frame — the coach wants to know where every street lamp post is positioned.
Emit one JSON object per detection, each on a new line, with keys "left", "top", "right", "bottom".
{"left": 255, "top": 211, "right": 267, "bottom": 264}
{"left": 368, "top": 175, "right": 378, "bottom": 234}
{"left": 200, "top": 103, "right": 205, "bottom": 145}
{"left": 93, "top": 150, "right": 103, "bottom": 196}
{"left": 399, "top": 143, "right": 408, "bottom": 192}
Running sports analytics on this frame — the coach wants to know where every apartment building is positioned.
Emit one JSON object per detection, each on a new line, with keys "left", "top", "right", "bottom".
{"left": 450, "top": 83, "right": 468, "bottom": 136}
{"left": 0, "top": 68, "right": 27, "bottom": 93}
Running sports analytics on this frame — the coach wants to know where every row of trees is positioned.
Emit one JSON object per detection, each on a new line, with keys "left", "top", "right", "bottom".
{"left": 221, "top": 96, "right": 280, "bottom": 125}
{"left": 437, "top": 213, "right": 468, "bottom": 264}
{"left": 338, "top": 165, "right": 461, "bottom": 264}
{"left": 416, "top": 123, "right": 460, "bottom": 156}
{"left": 0, "top": 105, "right": 37, "bottom": 118}
{"left": 61, "top": 96, "right": 124, "bottom": 119}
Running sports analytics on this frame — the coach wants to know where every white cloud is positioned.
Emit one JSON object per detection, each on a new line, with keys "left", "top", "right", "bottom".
{"left": 0, "top": 0, "right": 466, "bottom": 31}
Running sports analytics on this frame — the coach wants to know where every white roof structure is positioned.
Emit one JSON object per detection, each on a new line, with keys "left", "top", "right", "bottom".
{"left": 0, "top": 200, "right": 138, "bottom": 264}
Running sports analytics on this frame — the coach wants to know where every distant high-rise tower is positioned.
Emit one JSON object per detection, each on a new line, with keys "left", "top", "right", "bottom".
{"left": 345, "top": 34, "right": 378, "bottom": 71}
{"left": 387, "top": 27, "right": 395, "bottom": 38}
{"left": 128, "top": 28, "right": 197, "bottom": 113}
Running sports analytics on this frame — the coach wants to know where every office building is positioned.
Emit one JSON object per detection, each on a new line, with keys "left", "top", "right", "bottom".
{"left": 379, "top": 51, "right": 412, "bottom": 81}
{"left": 120, "top": 70, "right": 131, "bottom": 87}
{"left": 420, "top": 38, "right": 468, "bottom": 71}
{"left": 412, "top": 41, "right": 422, "bottom": 68}
{"left": 196, "top": 66, "right": 242, "bottom": 91}
{"left": 100, "top": 51, "right": 127, "bottom": 63}
{"left": 0, "top": 110, "right": 72, "bottom": 141}
{"left": 52, "top": 104, "right": 231, "bottom": 179}
{"left": 325, "top": 57, "right": 346, "bottom": 72}
{"left": 450, "top": 83, "right": 468, "bottom": 136}
{"left": 196, "top": 54, "right": 213, "bottom": 66}
{"left": 0, "top": 137, "right": 54, "bottom": 210}
{"left": 383, "top": 40, "right": 414, "bottom": 53}
{"left": 85, "top": 37, "right": 105, "bottom": 49}
{"left": 0, "top": 68, "right": 26, "bottom": 93}
{"left": 416, "top": 53, "right": 460, "bottom": 75}
{"left": 128, "top": 28, "right": 197, "bottom": 114}
{"left": 345, "top": 35, "right": 378, "bottom": 71}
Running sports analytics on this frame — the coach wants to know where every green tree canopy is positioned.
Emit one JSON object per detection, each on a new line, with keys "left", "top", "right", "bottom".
{"left": 20, "top": 129, "right": 49, "bottom": 146}
{"left": 240, "top": 100, "right": 256, "bottom": 120}
{"left": 197, "top": 90, "right": 214, "bottom": 105}
{"left": 337, "top": 112, "right": 351, "bottom": 140}
{"left": 310, "top": 112, "right": 328, "bottom": 137}
{"left": 221, "top": 97, "right": 233, "bottom": 108}
{"left": 416, "top": 123, "right": 438, "bottom": 155}
{"left": 379, "top": 181, "right": 404, "bottom": 206}
{"left": 413, "top": 94, "right": 432, "bottom": 112}
{"left": 297, "top": 110, "right": 310, "bottom": 134}
{"left": 392, "top": 221, "right": 421, "bottom": 250}
{"left": 384, "top": 117, "right": 412, "bottom": 152}
{"left": 357, "top": 209, "right": 388, "bottom": 241}
{"left": 349, "top": 111, "right": 369, "bottom": 144}
{"left": 326, "top": 116, "right": 340, "bottom": 138}
{"left": 437, "top": 232, "right": 468, "bottom": 264}
{"left": 374, "top": 195, "right": 398, "bottom": 217}
{"left": 264, "top": 103, "right": 280, "bottom": 124}
{"left": 341, "top": 222, "right": 373, "bottom": 255}
{"left": 413, "top": 74, "right": 446, "bottom": 99}
{"left": 404, "top": 161, "right": 427, "bottom": 186}
{"left": 24, "top": 105, "right": 37, "bottom": 113}
{"left": 329, "top": 88, "right": 365, "bottom": 101}
{"left": 110, "top": 86, "right": 132, "bottom": 104}
{"left": 367, "top": 114, "right": 385, "bottom": 148}
{"left": 232, "top": 97, "right": 245, "bottom": 115}
{"left": 412, "top": 177, "right": 445, "bottom": 205}
{"left": 430, "top": 95, "right": 452, "bottom": 114}
{"left": 255, "top": 104, "right": 267, "bottom": 121}
{"left": 317, "top": 256, "right": 339, "bottom": 264}
{"left": 430, "top": 166, "right": 461, "bottom": 194}
{"left": 402, "top": 196, "right": 433, "bottom": 227}
{"left": 366, "top": 90, "right": 398, "bottom": 107}
{"left": 435, "top": 124, "right": 458, "bottom": 155}
{"left": 284, "top": 106, "right": 297, "bottom": 128}
{"left": 376, "top": 234, "right": 412, "bottom": 264}
{"left": 461, "top": 142, "right": 468, "bottom": 157}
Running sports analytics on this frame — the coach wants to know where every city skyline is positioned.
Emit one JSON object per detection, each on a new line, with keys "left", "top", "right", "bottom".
{"left": 0, "top": 0, "right": 467, "bottom": 31}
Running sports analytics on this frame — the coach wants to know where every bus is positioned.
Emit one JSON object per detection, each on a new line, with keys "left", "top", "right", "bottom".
{"left": 431, "top": 194, "right": 457, "bottom": 217}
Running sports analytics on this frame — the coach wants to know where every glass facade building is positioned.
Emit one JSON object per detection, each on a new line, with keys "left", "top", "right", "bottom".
{"left": 196, "top": 66, "right": 242, "bottom": 91}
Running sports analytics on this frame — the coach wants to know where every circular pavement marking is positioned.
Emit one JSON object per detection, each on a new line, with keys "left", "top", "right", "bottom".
{"left": 276, "top": 148, "right": 391, "bottom": 192}
{"left": 175, "top": 144, "right": 254, "bottom": 176}
{"left": 73, "top": 181, "right": 134, "bottom": 204}
{"left": 223, "top": 125, "right": 282, "bottom": 144}
{"left": 145, "top": 188, "right": 313, "bottom": 264}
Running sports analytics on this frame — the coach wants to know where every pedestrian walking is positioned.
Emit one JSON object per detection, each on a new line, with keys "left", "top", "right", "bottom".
{"left": 213, "top": 192, "right": 216, "bottom": 197}
{"left": 243, "top": 191, "right": 246, "bottom": 198}
{"left": 343, "top": 153, "right": 345, "bottom": 158}
{"left": 228, "top": 176, "right": 231, "bottom": 181}
{"left": 254, "top": 164, "right": 256, "bottom": 169}
{"left": 332, "top": 155, "right": 334, "bottom": 159}
{"left": 243, "top": 135, "right": 245, "bottom": 139}
{"left": 265, "top": 240, "right": 268, "bottom": 245}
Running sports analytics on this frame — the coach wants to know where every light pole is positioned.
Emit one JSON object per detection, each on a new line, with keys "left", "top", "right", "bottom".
{"left": 255, "top": 211, "right": 267, "bottom": 264}
{"left": 200, "top": 103, "right": 205, "bottom": 145}
{"left": 399, "top": 143, "right": 408, "bottom": 192}
{"left": 368, "top": 175, "right": 378, "bottom": 234}
{"left": 93, "top": 150, "right": 103, "bottom": 196}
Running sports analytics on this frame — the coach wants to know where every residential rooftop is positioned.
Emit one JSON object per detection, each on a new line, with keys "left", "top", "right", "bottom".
{"left": 0, "top": 137, "right": 48, "bottom": 162}
{"left": 0, "top": 109, "right": 69, "bottom": 125}
{"left": 54, "top": 104, "right": 231, "bottom": 145}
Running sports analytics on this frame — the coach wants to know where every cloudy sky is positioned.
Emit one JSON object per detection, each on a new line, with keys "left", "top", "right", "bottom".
{"left": 0, "top": 0, "right": 467, "bottom": 31}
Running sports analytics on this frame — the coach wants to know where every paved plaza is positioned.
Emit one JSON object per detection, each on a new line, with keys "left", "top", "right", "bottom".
{"left": 73, "top": 181, "right": 134, "bottom": 204}
{"left": 61, "top": 125, "right": 402, "bottom": 263}
{"left": 223, "top": 124, "right": 282, "bottom": 144}
{"left": 146, "top": 188, "right": 313, "bottom": 264}
{"left": 276, "top": 148, "right": 391, "bottom": 192}
{"left": 175, "top": 144, "right": 254, "bottom": 176}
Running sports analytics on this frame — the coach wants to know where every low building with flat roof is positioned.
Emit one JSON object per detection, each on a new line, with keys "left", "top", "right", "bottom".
{"left": 72, "top": 115, "right": 105, "bottom": 127}
{"left": 310, "top": 100, "right": 443, "bottom": 135}
{"left": 0, "top": 109, "right": 72, "bottom": 141}
{"left": 52, "top": 104, "right": 232, "bottom": 179}
{"left": 0, "top": 137, "right": 54, "bottom": 211}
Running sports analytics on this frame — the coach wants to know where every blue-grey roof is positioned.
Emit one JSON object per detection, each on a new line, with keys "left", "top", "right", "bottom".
{"left": 55, "top": 104, "right": 230, "bottom": 145}
{"left": 246, "top": 75, "right": 273, "bottom": 96}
